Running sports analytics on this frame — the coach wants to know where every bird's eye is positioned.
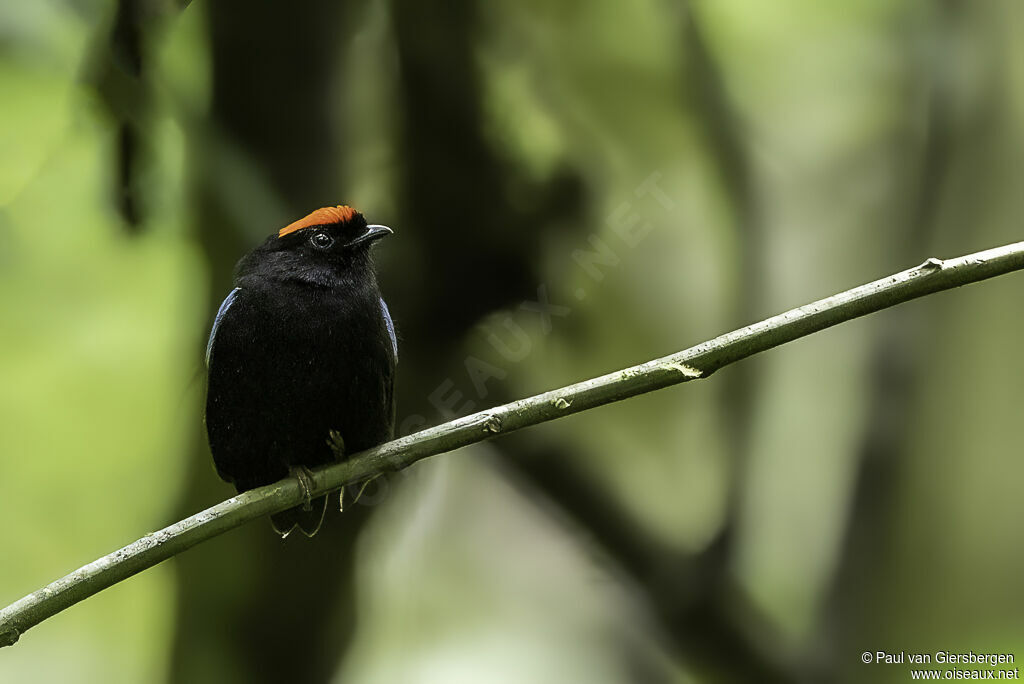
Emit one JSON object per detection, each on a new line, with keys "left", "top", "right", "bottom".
{"left": 311, "top": 232, "right": 334, "bottom": 249}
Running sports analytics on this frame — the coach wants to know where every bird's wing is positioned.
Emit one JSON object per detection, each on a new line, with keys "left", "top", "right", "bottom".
{"left": 380, "top": 297, "right": 398, "bottom": 362}
{"left": 206, "top": 287, "right": 241, "bottom": 367}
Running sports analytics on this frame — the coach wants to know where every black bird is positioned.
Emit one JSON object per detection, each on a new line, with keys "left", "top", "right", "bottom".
{"left": 204, "top": 205, "right": 397, "bottom": 537}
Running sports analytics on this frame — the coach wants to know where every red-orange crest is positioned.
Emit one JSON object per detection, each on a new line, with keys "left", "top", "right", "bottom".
{"left": 278, "top": 205, "right": 359, "bottom": 238}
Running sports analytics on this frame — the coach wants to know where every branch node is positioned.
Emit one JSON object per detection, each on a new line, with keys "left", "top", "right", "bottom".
{"left": 550, "top": 397, "right": 572, "bottom": 410}
{"left": 482, "top": 414, "right": 503, "bottom": 433}
{"left": 921, "top": 257, "right": 945, "bottom": 270}
{"left": 660, "top": 361, "right": 703, "bottom": 379}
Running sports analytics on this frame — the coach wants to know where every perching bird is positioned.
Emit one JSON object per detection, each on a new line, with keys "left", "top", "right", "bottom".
{"left": 204, "top": 205, "right": 397, "bottom": 537}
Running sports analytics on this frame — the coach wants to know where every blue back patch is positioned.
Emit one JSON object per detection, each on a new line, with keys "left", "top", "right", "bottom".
{"left": 380, "top": 297, "right": 398, "bottom": 361}
{"left": 206, "top": 287, "right": 241, "bottom": 367}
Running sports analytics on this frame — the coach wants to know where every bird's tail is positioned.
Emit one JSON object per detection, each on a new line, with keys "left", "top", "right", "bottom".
{"left": 270, "top": 495, "right": 328, "bottom": 538}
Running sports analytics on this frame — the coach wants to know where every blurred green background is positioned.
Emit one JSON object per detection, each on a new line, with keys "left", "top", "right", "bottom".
{"left": 1, "top": 1, "right": 1022, "bottom": 682}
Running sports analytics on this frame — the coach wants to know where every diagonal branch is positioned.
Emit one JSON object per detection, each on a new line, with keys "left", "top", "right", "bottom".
{"left": 3, "top": 241, "right": 1024, "bottom": 647}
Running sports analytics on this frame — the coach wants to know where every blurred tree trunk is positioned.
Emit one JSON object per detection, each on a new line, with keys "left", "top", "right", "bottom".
{"left": 386, "top": 0, "right": 582, "bottom": 423}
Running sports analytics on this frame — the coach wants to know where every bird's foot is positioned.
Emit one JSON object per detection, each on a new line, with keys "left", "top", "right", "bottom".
{"left": 326, "top": 430, "right": 346, "bottom": 459}
{"left": 289, "top": 465, "right": 317, "bottom": 512}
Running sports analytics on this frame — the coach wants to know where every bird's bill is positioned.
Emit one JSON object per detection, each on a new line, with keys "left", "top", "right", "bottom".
{"left": 349, "top": 224, "right": 393, "bottom": 247}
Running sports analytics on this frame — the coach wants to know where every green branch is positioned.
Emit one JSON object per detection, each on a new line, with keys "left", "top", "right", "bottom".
{"left": 3, "top": 241, "right": 1024, "bottom": 648}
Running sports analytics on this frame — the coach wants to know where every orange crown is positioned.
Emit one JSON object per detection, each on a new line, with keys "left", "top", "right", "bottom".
{"left": 278, "top": 205, "right": 359, "bottom": 238}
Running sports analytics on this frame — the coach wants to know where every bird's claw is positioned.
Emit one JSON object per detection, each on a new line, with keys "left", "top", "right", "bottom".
{"left": 289, "top": 465, "right": 316, "bottom": 511}
{"left": 327, "top": 430, "right": 347, "bottom": 511}
{"left": 327, "top": 430, "right": 346, "bottom": 459}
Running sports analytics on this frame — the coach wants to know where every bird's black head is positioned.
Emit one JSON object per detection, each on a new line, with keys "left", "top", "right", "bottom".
{"left": 237, "top": 205, "right": 392, "bottom": 288}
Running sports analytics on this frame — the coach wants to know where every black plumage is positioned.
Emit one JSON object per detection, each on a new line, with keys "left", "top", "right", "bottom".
{"left": 204, "top": 206, "right": 396, "bottom": 537}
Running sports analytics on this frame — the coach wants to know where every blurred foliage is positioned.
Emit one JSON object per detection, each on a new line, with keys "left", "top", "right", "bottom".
{"left": 1, "top": 1, "right": 1022, "bottom": 683}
